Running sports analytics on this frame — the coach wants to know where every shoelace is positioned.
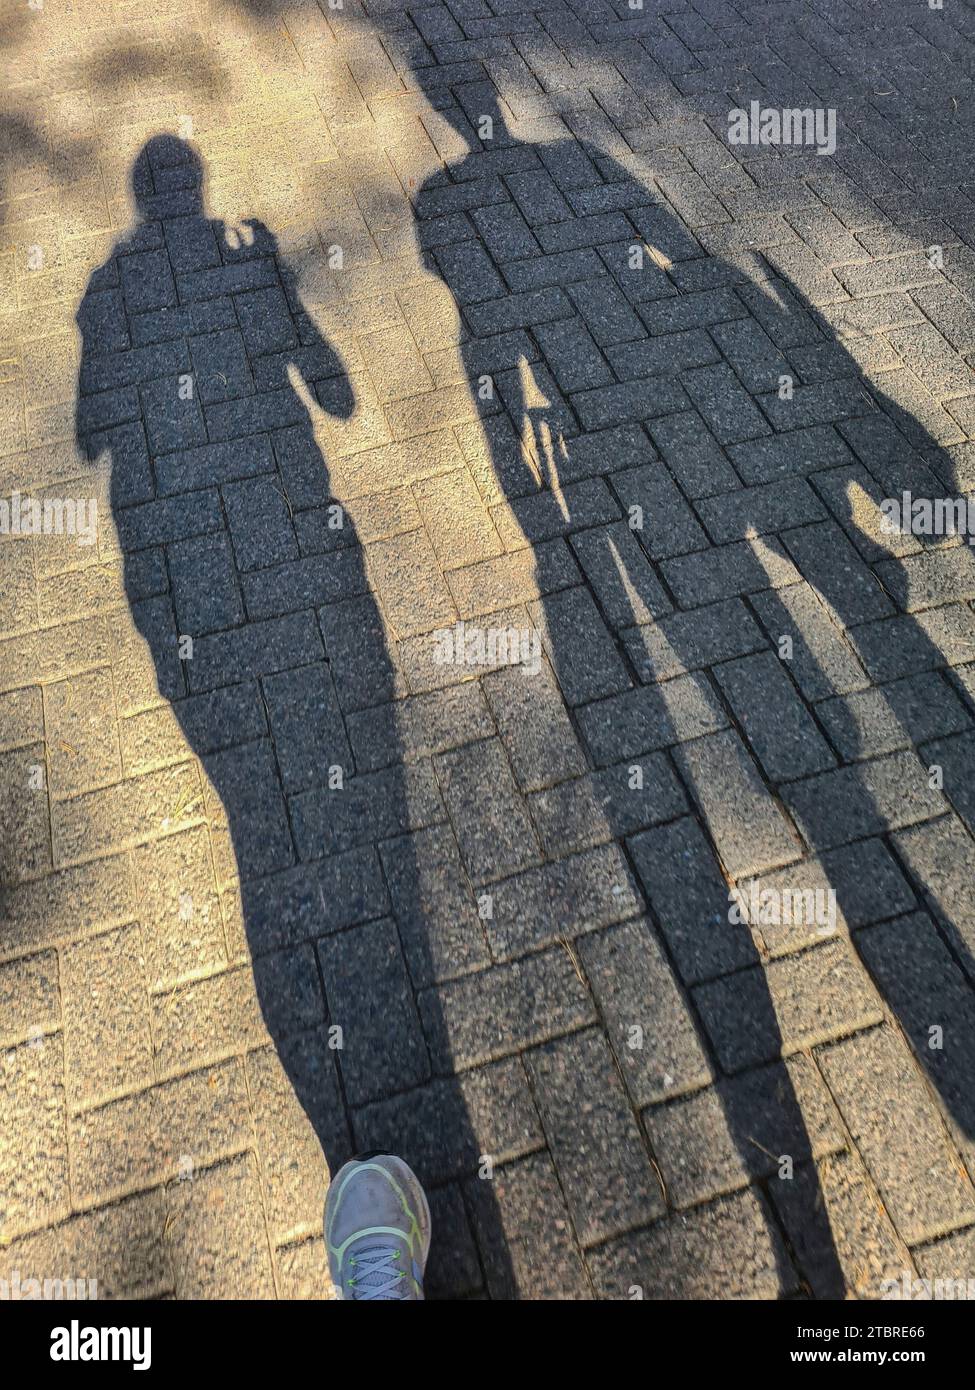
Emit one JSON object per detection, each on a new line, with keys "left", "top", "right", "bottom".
{"left": 348, "top": 1245, "right": 408, "bottom": 1301}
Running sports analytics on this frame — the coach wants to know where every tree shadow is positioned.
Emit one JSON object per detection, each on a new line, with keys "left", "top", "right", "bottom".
{"left": 74, "top": 133, "right": 512, "bottom": 1299}
{"left": 411, "top": 94, "right": 975, "bottom": 1297}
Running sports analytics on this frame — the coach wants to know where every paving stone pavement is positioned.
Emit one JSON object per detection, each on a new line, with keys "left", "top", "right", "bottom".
{"left": 3, "top": 0, "right": 975, "bottom": 1299}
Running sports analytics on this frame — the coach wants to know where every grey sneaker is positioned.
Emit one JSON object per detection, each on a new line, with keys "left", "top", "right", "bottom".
{"left": 324, "top": 1154, "right": 432, "bottom": 1301}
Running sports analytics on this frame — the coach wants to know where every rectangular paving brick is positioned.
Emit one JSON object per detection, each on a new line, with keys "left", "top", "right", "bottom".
{"left": 587, "top": 1188, "right": 794, "bottom": 1300}
{"left": 622, "top": 597, "right": 768, "bottom": 683}
{"left": 571, "top": 376, "right": 689, "bottom": 431}
{"left": 0, "top": 949, "right": 59, "bottom": 1049}
{"left": 525, "top": 1028, "right": 662, "bottom": 1245}
{"left": 68, "top": 1059, "right": 249, "bottom": 1207}
{"left": 484, "top": 843, "right": 644, "bottom": 959}
{"left": 130, "top": 826, "right": 225, "bottom": 990}
{"left": 528, "top": 753, "right": 686, "bottom": 856}
{"left": 567, "top": 278, "right": 646, "bottom": 346}
{"left": 528, "top": 586, "right": 631, "bottom": 706}
{"left": 52, "top": 761, "right": 205, "bottom": 865}
{"left": 465, "top": 1151, "right": 592, "bottom": 1300}
{"left": 694, "top": 938, "right": 884, "bottom": 1073}
{"left": 435, "top": 736, "right": 541, "bottom": 884}
{"left": 1, "top": 1034, "right": 67, "bottom": 1236}
{"left": 353, "top": 1058, "right": 542, "bottom": 1188}
{"left": 629, "top": 816, "right": 760, "bottom": 984}
{"left": 168, "top": 533, "right": 244, "bottom": 635}
{"left": 151, "top": 964, "right": 270, "bottom": 1078}
{"left": 0, "top": 686, "right": 43, "bottom": 753}
{"left": 609, "top": 461, "right": 707, "bottom": 559}
{"left": 681, "top": 362, "right": 771, "bottom": 444}
{"left": 318, "top": 918, "right": 429, "bottom": 1105}
{"left": 645, "top": 1055, "right": 844, "bottom": 1209}
{"left": 876, "top": 546, "right": 975, "bottom": 613}
{"left": 347, "top": 684, "right": 494, "bottom": 772}
{"left": 481, "top": 662, "right": 586, "bottom": 792}
{"left": 379, "top": 825, "right": 490, "bottom": 986}
{"left": 578, "top": 673, "right": 727, "bottom": 766}
{"left": 771, "top": 1150, "right": 913, "bottom": 1301}
{"left": 743, "top": 839, "right": 916, "bottom": 957}
{"left": 188, "top": 612, "right": 324, "bottom": 693}
{"left": 263, "top": 663, "right": 351, "bottom": 793}
{"left": 445, "top": 539, "right": 578, "bottom": 616}
{"left": 419, "top": 946, "right": 596, "bottom": 1072}
{"left": 696, "top": 478, "right": 826, "bottom": 544}
{"left": 728, "top": 424, "right": 852, "bottom": 484}
{"left": 608, "top": 327, "right": 719, "bottom": 381}
{"left": 61, "top": 923, "right": 154, "bottom": 1107}
{"left": 713, "top": 651, "right": 836, "bottom": 782}
{"left": 241, "top": 550, "right": 368, "bottom": 620}
{"left": 43, "top": 667, "right": 121, "bottom": 796}
{"left": 752, "top": 582, "right": 870, "bottom": 700}
{"left": 532, "top": 317, "right": 613, "bottom": 393}
{"left": 290, "top": 760, "right": 444, "bottom": 860}
{"left": 366, "top": 527, "right": 457, "bottom": 637}
{"left": 165, "top": 1153, "right": 275, "bottom": 1298}
{"left": 857, "top": 910, "right": 975, "bottom": 1169}
{"left": 247, "top": 1032, "right": 349, "bottom": 1246}
{"left": 661, "top": 536, "right": 800, "bottom": 607}
{"left": 578, "top": 918, "right": 713, "bottom": 1106}
{"left": 819, "top": 1026, "right": 975, "bottom": 1244}
{"left": 894, "top": 814, "right": 975, "bottom": 963}
{"left": 495, "top": 478, "right": 620, "bottom": 546}
{"left": 782, "top": 751, "right": 947, "bottom": 849}
{"left": 648, "top": 409, "right": 740, "bottom": 497}
{"left": 782, "top": 520, "right": 894, "bottom": 626}
{"left": 850, "top": 604, "right": 975, "bottom": 684}
{"left": 817, "top": 673, "right": 971, "bottom": 760}
{"left": 674, "top": 729, "right": 801, "bottom": 878}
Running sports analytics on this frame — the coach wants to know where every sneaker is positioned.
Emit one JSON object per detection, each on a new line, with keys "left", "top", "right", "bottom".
{"left": 324, "top": 1153, "right": 432, "bottom": 1301}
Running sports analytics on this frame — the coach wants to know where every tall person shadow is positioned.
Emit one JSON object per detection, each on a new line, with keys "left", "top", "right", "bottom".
{"left": 75, "top": 134, "right": 513, "bottom": 1299}
{"left": 413, "top": 94, "right": 975, "bottom": 1297}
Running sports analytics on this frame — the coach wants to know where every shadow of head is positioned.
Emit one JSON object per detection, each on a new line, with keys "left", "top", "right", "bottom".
{"left": 131, "top": 134, "right": 206, "bottom": 220}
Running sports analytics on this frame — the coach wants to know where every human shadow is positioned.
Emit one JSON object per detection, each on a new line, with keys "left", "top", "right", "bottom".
{"left": 75, "top": 134, "right": 511, "bottom": 1299}
{"left": 412, "top": 96, "right": 975, "bottom": 1297}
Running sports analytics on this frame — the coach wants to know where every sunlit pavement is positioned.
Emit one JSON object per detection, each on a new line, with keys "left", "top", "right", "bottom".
{"left": 3, "top": 0, "right": 975, "bottom": 1299}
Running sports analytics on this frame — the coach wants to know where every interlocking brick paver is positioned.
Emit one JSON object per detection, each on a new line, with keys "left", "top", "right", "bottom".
{"left": 1, "top": 1189, "right": 170, "bottom": 1299}
{"left": 771, "top": 1151, "right": 913, "bottom": 1301}
{"left": 587, "top": 1188, "right": 795, "bottom": 1300}
{"left": 713, "top": 651, "right": 836, "bottom": 781}
{"left": 578, "top": 672, "right": 728, "bottom": 766}
{"left": 11, "top": 0, "right": 975, "bottom": 1303}
{"left": 435, "top": 736, "right": 541, "bottom": 883}
{"left": 465, "top": 1151, "right": 592, "bottom": 1300}
{"left": 69, "top": 1059, "right": 250, "bottom": 1208}
{"left": 695, "top": 938, "right": 885, "bottom": 1073}
{"left": 528, "top": 753, "right": 686, "bottom": 856}
{"left": 819, "top": 1026, "right": 975, "bottom": 1245}
{"left": 817, "top": 673, "right": 971, "bottom": 761}
{"left": 674, "top": 728, "right": 801, "bottom": 879}
{"left": 318, "top": 919, "right": 429, "bottom": 1106}
{"left": 61, "top": 924, "right": 154, "bottom": 1107}
{"left": 622, "top": 596, "right": 768, "bottom": 683}
{"left": 481, "top": 661, "right": 586, "bottom": 791}
{"left": 166, "top": 1155, "right": 276, "bottom": 1298}
{"left": 782, "top": 751, "right": 947, "bottom": 849}
{"left": 525, "top": 1027, "right": 663, "bottom": 1245}
{"left": 646, "top": 1055, "right": 845, "bottom": 1210}
{"left": 578, "top": 917, "right": 713, "bottom": 1106}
